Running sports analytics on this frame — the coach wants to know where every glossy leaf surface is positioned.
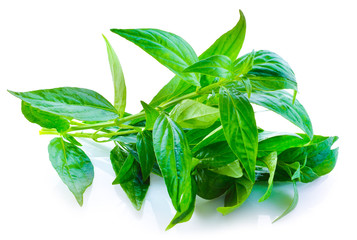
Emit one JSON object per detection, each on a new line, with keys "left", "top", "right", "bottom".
{"left": 136, "top": 130, "right": 156, "bottom": 181}
{"left": 48, "top": 137, "right": 94, "bottom": 206}
{"left": 183, "top": 55, "right": 233, "bottom": 79}
{"left": 141, "top": 101, "right": 159, "bottom": 130}
{"left": 111, "top": 28, "right": 200, "bottom": 86}
{"left": 170, "top": 99, "right": 219, "bottom": 129}
{"left": 153, "top": 114, "right": 192, "bottom": 211}
{"left": 110, "top": 145, "right": 149, "bottom": 210}
{"left": 249, "top": 90, "right": 313, "bottom": 139}
{"left": 21, "top": 101, "right": 70, "bottom": 133}
{"left": 9, "top": 87, "right": 118, "bottom": 121}
{"left": 219, "top": 83, "right": 258, "bottom": 182}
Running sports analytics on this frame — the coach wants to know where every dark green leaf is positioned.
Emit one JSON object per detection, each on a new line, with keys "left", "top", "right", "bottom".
{"left": 153, "top": 114, "right": 192, "bottom": 211}
{"left": 166, "top": 177, "right": 196, "bottom": 230}
{"left": 194, "top": 141, "right": 237, "bottom": 169}
{"left": 249, "top": 90, "right": 313, "bottom": 139}
{"left": 9, "top": 87, "right": 118, "bottom": 121}
{"left": 217, "top": 175, "right": 254, "bottom": 215}
{"left": 136, "top": 130, "right": 156, "bottom": 181}
{"left": 140, "top": 101, "right": 160, "bottom": 130}
{"left": 185, "top": 121, "right": 221, "bottom": 146}
{"left": 111, "top": 28, "right": 200, "bottom": 86}
{"left": 21, "top": 101, "right": 70, "bottom": 133}
{"left": 219, "top": 83, "right": 258, "bottom": 182}
{"left": 191, "top": 126, "right": 225, "bottom": 153}
{"left": 183, "top": 55, "right": 233, "bottom": 79}
{"left": 170, "top": 99, "right": 219, "bottom": 129}
{"left": 110, "top": 146, "right": 149, "bottom": 210}
{"left": 194, "top": 168, "right": 233, "bottom": 200}
{"left": 200, "top": 10, "right": 246, "bottom": 61}
{"left": 103, "top": 35, "right": 126, "bottom": 117}
{"left": 112, "top": 154, "right": 137, "bottom": 184}
{"left": 48, "top": 137, "right": 94, "bottom": 206}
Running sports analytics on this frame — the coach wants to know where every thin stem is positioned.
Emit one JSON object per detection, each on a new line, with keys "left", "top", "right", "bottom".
{"left": 39, "top": 128, "right": 137, "bottom": 139}
{"left": 69, "top": 121, "right": 116, "bottom": 131}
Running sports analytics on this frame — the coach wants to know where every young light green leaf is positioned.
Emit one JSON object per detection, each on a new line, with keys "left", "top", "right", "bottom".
{"left": 170, "top": 99, "right": 219, "bottom": 129}
{"left": 153, "top": 114, "right": 192, "bottom": 211}
{"left": 183, "top": 55, "right": 233, "bottom": 79}
{"left": 241, "top": 77, "right": 252, "bottom": 98}
{"left": 217, "top": 175, "right": 254, "bottom": 215}
{"left": 200, "top": 10, "right": 246, "bottom": 61}
{"left": 140, "top": 101, "right": 159, "bottom": 130}
{"left": 110, "top": 145, "right": 149, "bottom": 210}
{"left": 249, "top": 90, "right": 313, "bottom": 139}
{"left": 103, "top": 35, "right": 126, "bottom": 117}
{"left": 258, "top": 152, "right": 278, "bottom": 202}
{"left": 21, "top": 101, "right": 70, "bottom": 133}
{"left": 111, "top": 28, "right": 200, "bottom": 86}
{"left": 149, "top": 75, "right": 196, "bottom": 107}
{"left": 9, "top": 87, "right": 118, "bottom": 121}
{"left": 273, "top": 181, "right": 299, "bottom": 223}
{"left": 245, "top": 50, "right": 297, "bottom": 91}
{"left": 210, "top": 160, "right": 243, "bottom": 178}
{"left": 136, "top": 130, "right": 156, "bottom": 181}
{"left": 219, "top": 83, "right": 258, "bottom": 182}
{"left": 48, "top": 137, "right": 94, "bottom": 206}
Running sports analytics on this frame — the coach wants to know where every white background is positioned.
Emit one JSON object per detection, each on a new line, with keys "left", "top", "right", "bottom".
{"left": 1, "top": 0, "right": 356, "bottom": 239}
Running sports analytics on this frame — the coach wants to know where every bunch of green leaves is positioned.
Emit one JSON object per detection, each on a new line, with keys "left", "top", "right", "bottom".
{"left": 9, "top": 10, "right": 338, "bottom": 229}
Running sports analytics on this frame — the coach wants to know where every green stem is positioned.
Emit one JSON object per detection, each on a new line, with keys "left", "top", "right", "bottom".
{"left": 69, "top": 121, "right": 116, "bottom": 131}
{"left": 40, "top": 128, "right": 137, "bottom": 139}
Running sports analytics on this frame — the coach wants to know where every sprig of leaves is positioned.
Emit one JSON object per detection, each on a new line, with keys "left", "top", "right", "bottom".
{"left": 9, "top": 10, "right": 338, "bottom": 230}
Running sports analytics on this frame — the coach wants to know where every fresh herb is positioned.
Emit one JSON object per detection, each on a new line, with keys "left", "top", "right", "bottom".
{"left": 8, "top": 10, "right": 338, "bottom": 229}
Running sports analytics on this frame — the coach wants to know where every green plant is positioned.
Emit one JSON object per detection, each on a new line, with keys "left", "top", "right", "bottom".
{"left": 8, "top": 10, "right": 338, "bottom": 229}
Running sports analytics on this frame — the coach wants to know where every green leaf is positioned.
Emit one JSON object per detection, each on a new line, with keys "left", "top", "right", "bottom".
{"left": 153, "top": 114, "right": 192, "bottom": 211}
{"left": 273, "top": 181, "right": 299, "bottom": 223}
{"left": 166, "top": 177, "right": 196, "bottom": 230}
{"left": 210, "top": 160, "right": 243, "bottom": 178}
{"left": 21, "top": 101, "right": 70, "bottom": 133}
{"left": 194, "top": 141, "right": 237, "bottom": 169}
{"left": 233, "top": 50, "right": 255, "bottom": 76}
{"left": 200, "top": 10, "right": 246, "bottom": 61}
{"left": 185, "top": 121, "right": 221, "bottom": 146}
{"left": 136, "top": 130, "right": 156, "bottom": 181}
{"left": 9, "top": 87, "right": 118, "bottom": 121}
{"left": 111, "top": 28, "right": 200, "bottom": 86}
{"left": 219, "top": 83, "right": 258, "bottom": 182}
{"left": 249, "top": 90, "right": 313, "bottom": 139}
{"left": 170, "top": 99, "right": 219, "bottom": 129}
{"left": 48, "top": 137, "right": 94, "bottom": 206}
{"left": 62, "top": 134, "right": 82, "bottom": 146}
{"left": 183, "top": 55, "right": 233, "bottom": 79}
{"left": 217, "top": 175, "right": 254, "bottom": 215}
{"left": 194, "top": 168, "right": 234, "bottom": 200}
{"left": 191, "top": 125, "right": 225, "bottom": 153}
{"left": 140, "top": 101, "right": 160, "bottom": 130}
{"left": 112, "top": 153, "right": 137, "bottom": 184}
{"left": 103, "top": 35, "right": 126, "bottom": 117}
{"left": 110, "top": 145, "right": 149, "bottom": 210}
{"left": 244, "top": 50, "right": 297, "bottom": 91}
{"left": 149, "top": 75, "right": 196, "bottom": 107}
{"left": 258, "top": 152, "right": 277, "bottom": 202}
